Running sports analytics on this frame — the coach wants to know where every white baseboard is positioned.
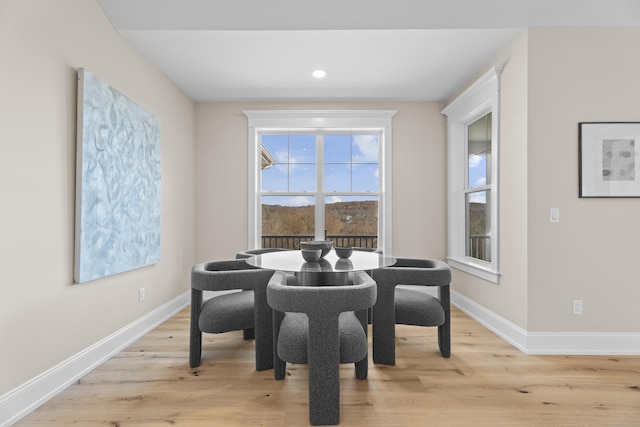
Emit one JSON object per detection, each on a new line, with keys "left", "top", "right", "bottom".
{"left": 0, "top": 291, "right": 190, "bottom": 427}
{"left": 526, "top": 331, "right": 640, "bottom": 355}
{"left": 451, "top": 289, "right": 640, "bottom": 355}
{"left": 451, "top": 289, "right": 529, "bottom": 352}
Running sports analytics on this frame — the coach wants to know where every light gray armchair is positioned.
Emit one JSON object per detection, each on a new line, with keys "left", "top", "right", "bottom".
{"left": 371, "top": 258, "right": 451, "bottom": 366}
{"left": 267, "top": 270, "right": 377, "bottom": 426}
{"left": 190, "top": 259, "right": 275, "bottom": 371}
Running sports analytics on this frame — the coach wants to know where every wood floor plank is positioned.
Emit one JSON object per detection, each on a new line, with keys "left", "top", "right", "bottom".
{"left": 16, "top": 307, "right": 640, "bottom": 426}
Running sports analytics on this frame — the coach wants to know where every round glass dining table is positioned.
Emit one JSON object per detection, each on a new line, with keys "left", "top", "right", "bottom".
{"left": 247, "top": 249, "right": 396, "bottom": 285}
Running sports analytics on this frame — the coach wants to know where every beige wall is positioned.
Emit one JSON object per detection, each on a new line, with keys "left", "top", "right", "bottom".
{"left": 450, "top": 27, "right": 640, "bottom": 334}
{"left": 447, "top": 31, "right": 531, "bottom": 329}
{"left": 194, "top": 102, "right": 447, "bottom": 262}
{"left": 527, "top": 27, "right": 640, "bottom": 332}
{"left": 0, "top": 0, "right": 196, "bottom": 394}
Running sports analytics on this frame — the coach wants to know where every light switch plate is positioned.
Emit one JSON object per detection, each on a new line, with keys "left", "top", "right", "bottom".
{"left": 550, "top": 208, "right": 560, "bottom": 222}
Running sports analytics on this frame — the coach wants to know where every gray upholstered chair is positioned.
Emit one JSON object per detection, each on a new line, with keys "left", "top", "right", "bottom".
{"left": 267, "top": 270, "right": 377, "bottom": 426}
{"left": 190, "top": 259, "right": 275, "bottom": 371}
{"left": 352, "top": 247, "right": 381, "bottom": 253}
{"left": 371, "top": 258, "right": 451, "bottom": 366}
{"left": 235, "top": 247, "right": 290, "bottom": 259}
{"left": 233, "top": 248, "right": 291, "bottom": 339}
{"left": 351, "top": 247, "right": 383, "bottom": 322}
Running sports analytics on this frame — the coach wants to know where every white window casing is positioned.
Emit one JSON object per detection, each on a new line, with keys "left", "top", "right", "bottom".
{"left": 243, "top": 110, "right": 397, "bottom": 256}
{"left": 441, "top": 67, "right": 502, "bottom": 283}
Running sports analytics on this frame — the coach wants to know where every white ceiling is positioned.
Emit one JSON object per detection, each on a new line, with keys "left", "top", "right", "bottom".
{"left": 97, "top": 0, "right": 640, "bottom": 102}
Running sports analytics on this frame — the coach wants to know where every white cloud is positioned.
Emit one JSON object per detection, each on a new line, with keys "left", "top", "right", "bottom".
{"left": 288, "top": 196, "right": 313, "bottom": 206}
{"left": 475, "top": 177, "right": 486, "bottom": 186}
{"left": 468, "top": 192, "right": 486, "bottom": 203}
{"left": 275, "top": 150, "right": 288, "bottom": 162}
{"left": 328, "top": 196, "right": 343, "bottom": 203}
{"left": 353, "top": 135, "right": 379, "bottom": 162}
{"left": 275, "top": 151, "right": 307, "bottom": 174}
{"left": 468, "top": 154, "right": 483, "bottom": 168}
{"left": 274, "top": 150, "right": 289, "bottom": 173}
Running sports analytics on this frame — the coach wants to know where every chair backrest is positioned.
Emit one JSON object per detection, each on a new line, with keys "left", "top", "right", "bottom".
{"left": 191, "top": 259, "right": 274, "bottom": 292}
{"left": 372, "top": 258, "right": 451, "bottom": 288}
{"left": 353, "top": 247, "right": 383, "bottom": 254}
{"left": 235, "top": 248, "right": 290, "bottom": 259}
{"left": 267, "top": 271, "right": 377, "bottom": 317}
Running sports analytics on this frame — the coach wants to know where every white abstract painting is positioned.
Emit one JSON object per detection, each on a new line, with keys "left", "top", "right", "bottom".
{"left": 75, "top": 68, "right": 161, "bottom": 283}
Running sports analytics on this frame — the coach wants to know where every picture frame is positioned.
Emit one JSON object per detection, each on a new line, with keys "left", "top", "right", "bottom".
{"left": 579, "top": 122, "right": 640, "bottom": 197}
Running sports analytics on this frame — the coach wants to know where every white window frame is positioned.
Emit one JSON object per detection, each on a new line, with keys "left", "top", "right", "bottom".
{"left": 243, "top": 110, "right": 397, "bottom": 255}
{"left": 441, "top": 67, "right": 502, "bottom": 283}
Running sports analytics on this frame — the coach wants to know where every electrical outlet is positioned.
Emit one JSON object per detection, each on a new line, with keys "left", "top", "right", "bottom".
{"left": 138, "top": 288, "right": 145, "bottom": 303}
{"left": 572, "top": 299, "right": 582, "bottom": 315}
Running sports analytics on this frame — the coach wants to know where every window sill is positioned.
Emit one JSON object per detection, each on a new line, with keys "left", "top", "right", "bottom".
{"left": 447, "top": 256, "right": 500, "bottom": 284}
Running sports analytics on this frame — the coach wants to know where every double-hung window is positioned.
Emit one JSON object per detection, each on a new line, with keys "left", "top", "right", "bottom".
{"left": 442, "top": 67, "right": 502, "bottom": 283}
{"left": 244, "top": 110, "right": 396, "bottom": 254}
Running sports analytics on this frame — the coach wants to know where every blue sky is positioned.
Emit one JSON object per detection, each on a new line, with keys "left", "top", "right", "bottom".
{"left": 261, "top": 134, "right": 379, "bottom": 206}
{"left": 468, "top": 153, "right": 488, "bottom": 203}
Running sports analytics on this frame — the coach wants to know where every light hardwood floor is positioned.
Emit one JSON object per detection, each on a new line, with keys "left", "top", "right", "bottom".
{"left": 17, "top": 307, "right": 640, "bottom": 426}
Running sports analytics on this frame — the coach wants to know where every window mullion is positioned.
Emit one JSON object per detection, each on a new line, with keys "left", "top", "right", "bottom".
{"left": 350, "top": 135, "right": 354, "bottom": 191}
{"left": 315, "top": 133, "right": 325, "bottom": 240}
{"left": 287, "top": 135, "right": 292, "bottom": 192}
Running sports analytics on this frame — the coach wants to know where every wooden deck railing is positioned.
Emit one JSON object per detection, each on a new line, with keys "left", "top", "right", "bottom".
{"left": 468, "top": 234, "right": 490, "bottom": 262}
{"left": 261, "top": 234, "right": 378, "bottom": 250}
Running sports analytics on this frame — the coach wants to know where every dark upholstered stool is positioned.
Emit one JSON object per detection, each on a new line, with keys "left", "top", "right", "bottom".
{"left": 267, "top": 271, "right": 377, "bottom": 426}
{"left": 371, "top": 258, "right": 451, "bottom": 366}
{"left": 190, "top": 259, "right": 275, "bottom": 371}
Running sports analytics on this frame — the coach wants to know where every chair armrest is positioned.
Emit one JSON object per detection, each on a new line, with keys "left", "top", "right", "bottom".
{"left": 191, "top": 260, "right": 274, "bottom": 291}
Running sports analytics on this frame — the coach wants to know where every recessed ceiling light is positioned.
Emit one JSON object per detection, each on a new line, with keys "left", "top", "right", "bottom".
{"left": 312, "top": 69, "right": 327, "bottom": 79}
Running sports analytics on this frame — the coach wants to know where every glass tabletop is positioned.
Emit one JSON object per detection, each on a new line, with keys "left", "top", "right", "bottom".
{"left": 246, "top": 249, "right": 396, "bottom": 274}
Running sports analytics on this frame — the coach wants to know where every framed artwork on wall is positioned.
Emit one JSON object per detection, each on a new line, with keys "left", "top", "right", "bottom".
{"left": 74, "top": 68, "right": 161, "bottom": 283}
{"left": 579, "top": 122, "right": 640, "bottom": 198}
